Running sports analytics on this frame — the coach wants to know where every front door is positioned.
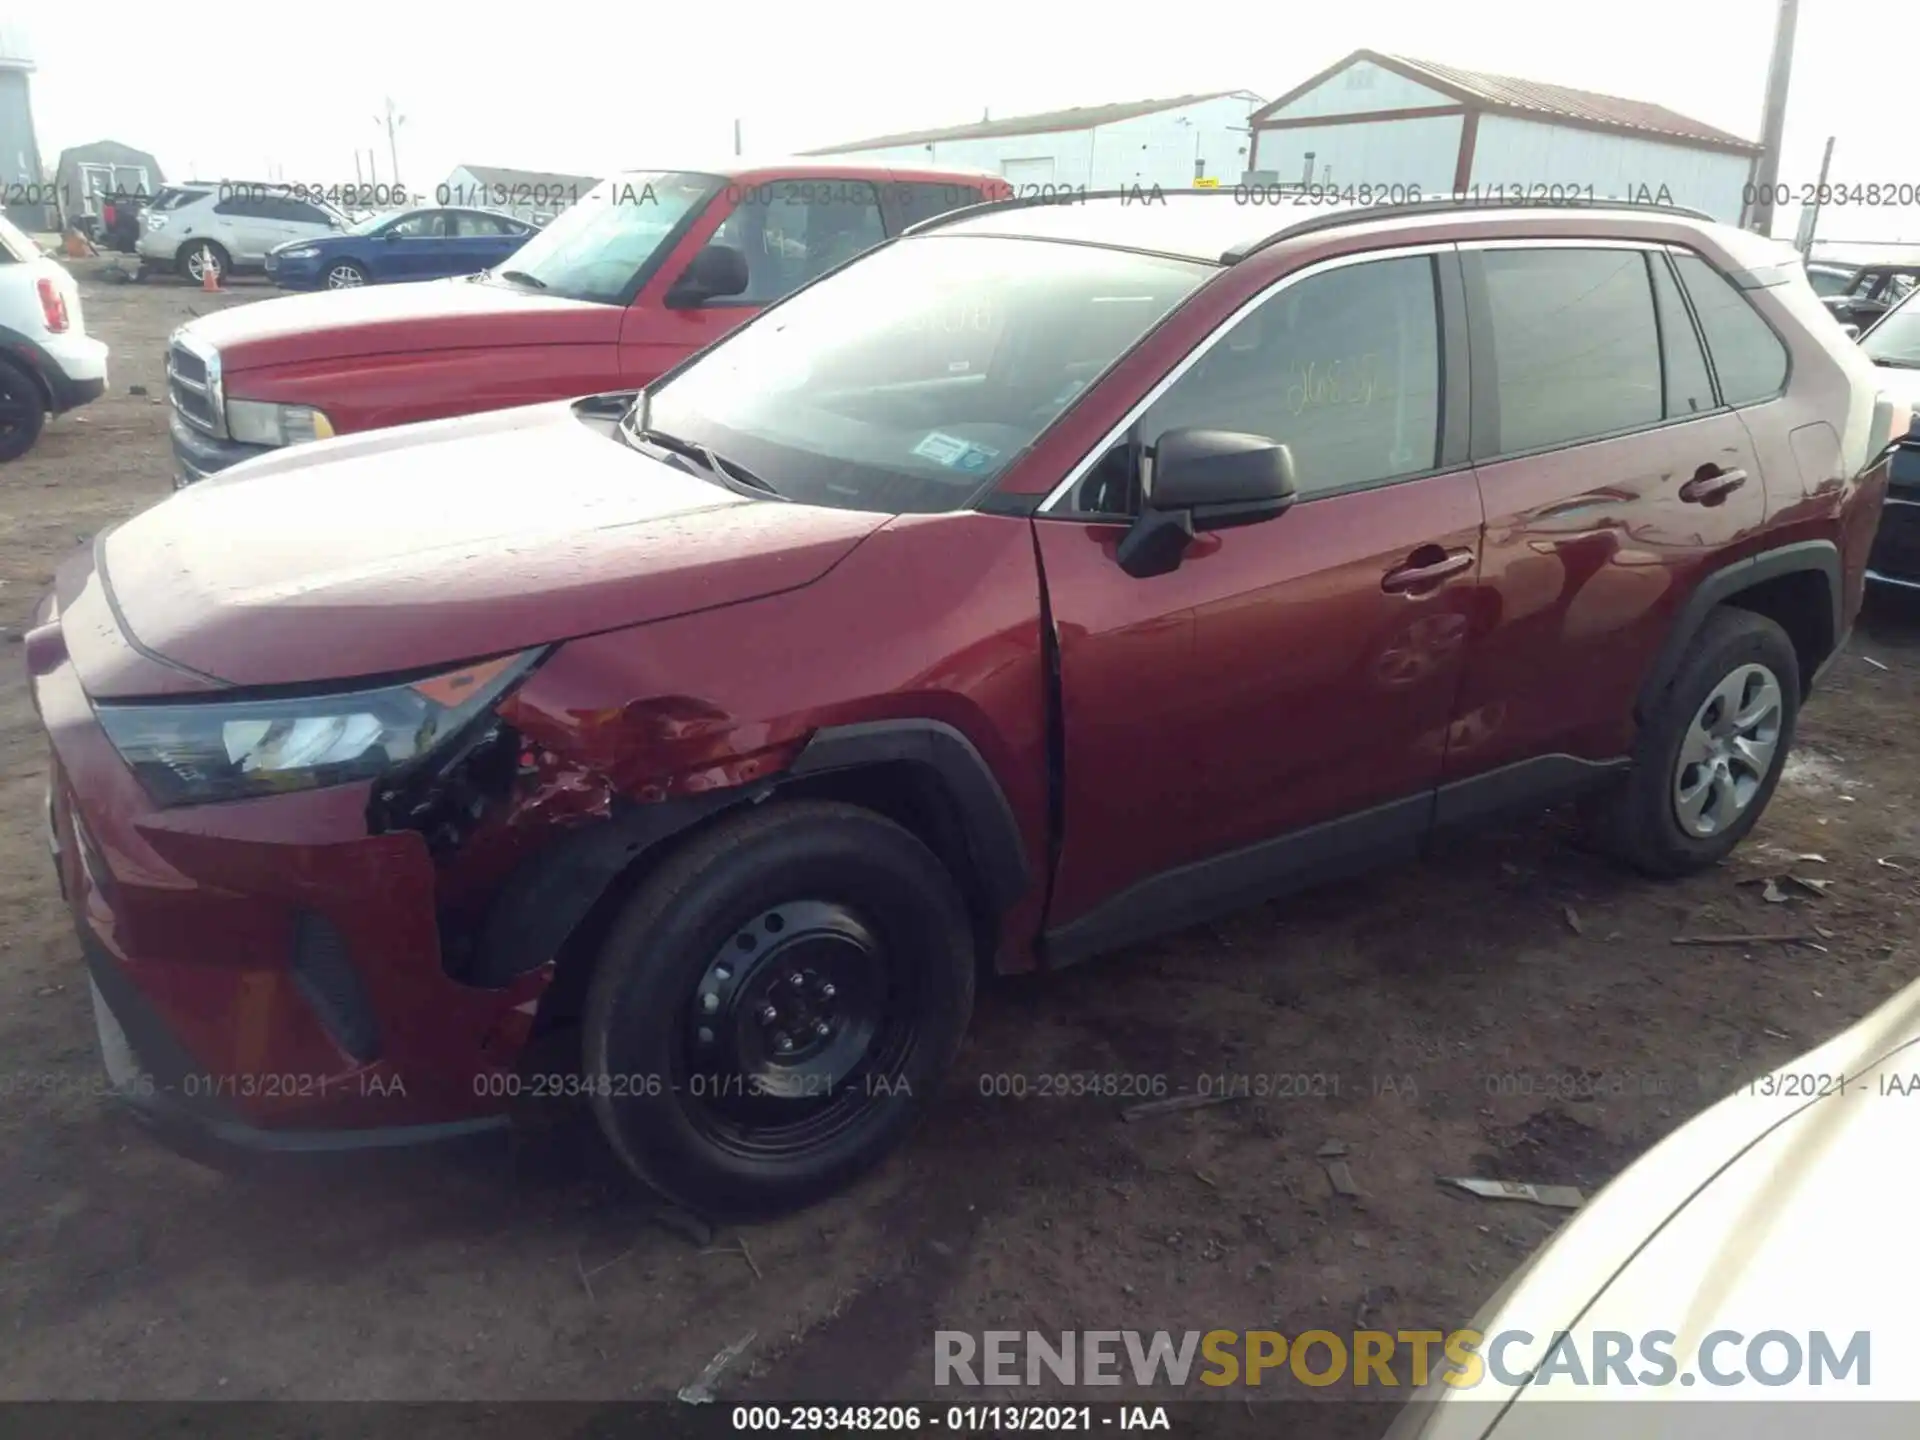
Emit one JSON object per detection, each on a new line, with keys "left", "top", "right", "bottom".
{"left": 1036, "top": 249, "right": 1481, "bottom": 948}
{"left": 621, "top": 179, "right": 888, "bottom": 388}
{"left": 1442, "top": 243, "right": 1771, "bottom": 791}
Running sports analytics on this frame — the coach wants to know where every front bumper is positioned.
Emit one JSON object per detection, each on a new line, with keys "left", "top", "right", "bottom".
{"left": 266, "top": 252, "right": 325, "bottom": 289}
{"left": 29, "top": 577, "right": 552, "bottom": 1158}
{"left": 168, "top": 409, "right": 271, "bottom": 488}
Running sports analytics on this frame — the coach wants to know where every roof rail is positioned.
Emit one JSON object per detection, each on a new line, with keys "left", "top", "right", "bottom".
{"left": 1225, "top": 191, "right": 1720, "bottom": 261}
{"left": 900, "top": 184, "right": 1722, "bottom": 264}
{"left": 899, "top": 185, "right": 1237, "bottom": 238}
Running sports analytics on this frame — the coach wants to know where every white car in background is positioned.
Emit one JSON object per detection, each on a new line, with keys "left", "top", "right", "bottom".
{"left": 0, "top": 212, "right": 107, "bottom": 461}
{"left": 135, "top": 183, "right": 345, "bottom": 284}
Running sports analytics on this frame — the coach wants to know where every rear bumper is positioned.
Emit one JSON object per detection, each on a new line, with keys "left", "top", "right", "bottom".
{"left": 7, "top": 330, "right": 108, "bottom": 412}
{"left": 168, "top": 409, "right": 271, "bottom": 487}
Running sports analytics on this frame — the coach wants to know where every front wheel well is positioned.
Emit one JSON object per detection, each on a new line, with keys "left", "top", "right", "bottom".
{"left": 529, "top": 768, "right": 997, "bottom": 1041}
{"left": 1719, "top": 569, "right": 1835, "bottom": 698}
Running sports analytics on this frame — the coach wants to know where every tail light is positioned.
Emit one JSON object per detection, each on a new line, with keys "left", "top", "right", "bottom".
{"left": 36, "top": 278, "right": 69, "bottom": 334}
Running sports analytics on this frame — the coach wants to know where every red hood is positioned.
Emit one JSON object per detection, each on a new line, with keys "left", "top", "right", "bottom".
{"left": 181, "top": 276, "right": 618, "bottom": 369}
{"left": 95, "top": 402, "right": 887, "bottom": 689}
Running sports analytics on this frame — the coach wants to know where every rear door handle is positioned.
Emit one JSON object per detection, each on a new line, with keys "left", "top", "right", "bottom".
{"left": 1382, "top": 548, "right": 1475, "bottom": 593}
{"left": 1679, "top": 467, "right": 1748, "bottom": 505}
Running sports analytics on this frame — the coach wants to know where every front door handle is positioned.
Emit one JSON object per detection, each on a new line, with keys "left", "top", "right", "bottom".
{"left": 1382, "top": 547, "right": 1474, "bottom": 594}
{"left": 1679, "top": 466, "right": 1748, "bottom": 505}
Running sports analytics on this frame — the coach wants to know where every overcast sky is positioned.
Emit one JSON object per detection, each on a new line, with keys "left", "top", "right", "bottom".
{"left": 19, "top": 0, "right": 1917, "bottom": 246}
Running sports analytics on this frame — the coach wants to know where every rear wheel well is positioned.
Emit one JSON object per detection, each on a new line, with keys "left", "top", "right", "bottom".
{"left": 529, "top": 767, "right": 996, "bottom": 1041}
{"left": 1719, "top": 569, "right": 1834, "bottom": 697}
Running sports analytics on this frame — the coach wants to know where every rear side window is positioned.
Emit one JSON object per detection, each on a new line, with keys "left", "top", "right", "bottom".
{"left": 1649, "top": 253, "right": 1715, "bottom": 418}
{"left": 1673, "top": 253, "right": 1789, "bottom": 406}
{"left": 1476, "top": 248, "right": 1662, "bottom": 455}
{"left": 885, "top": 182, "right": 987, "bottom": 230}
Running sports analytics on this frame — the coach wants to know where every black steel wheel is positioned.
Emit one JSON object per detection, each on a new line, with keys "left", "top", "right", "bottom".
{"left": 0, "top": 356, "right": 46, "bottom": 462}
{"left": 583, "top": 800, "right": 975, "bottom": 1219}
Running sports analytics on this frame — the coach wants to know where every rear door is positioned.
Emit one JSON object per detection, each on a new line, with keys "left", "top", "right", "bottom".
{"left": 1442, "top": 241, "right": 1769, "bottom": 795}
{"left": 877, "top": 178, "right": 991, "bottom": 234}
{"left": 1035, "top": 247, "right": 1482, "bottom": 945}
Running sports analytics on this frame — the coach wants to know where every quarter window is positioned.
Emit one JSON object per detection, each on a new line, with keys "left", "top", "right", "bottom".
{"left": 1673, "top": 253, "right": 1789, "bottom": 406}
{"left": 1133, "top": 254, "right": 1442, "bottom": 500}
{"left": 1476, "top": 248, "right": 1662, "bottom": 455}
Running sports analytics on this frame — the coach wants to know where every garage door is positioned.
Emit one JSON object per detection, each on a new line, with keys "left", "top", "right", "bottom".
{"left": 1001, "top": 157, "right": 1057, "bottom": 188}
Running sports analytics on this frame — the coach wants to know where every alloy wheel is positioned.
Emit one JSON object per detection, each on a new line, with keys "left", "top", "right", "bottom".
{"left": 1672, "top": 662, "right": 1784, "bottom": 838}
{"left": 326, "top": 265, "right": 364, "bottom": 289}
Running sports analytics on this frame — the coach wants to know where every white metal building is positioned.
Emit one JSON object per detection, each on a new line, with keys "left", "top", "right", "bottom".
{"left": 802, "top": 92, "right": 1265, "bottom": 192}
{"left": 1249, "top": 51, "right": 1761, "bottom": 224}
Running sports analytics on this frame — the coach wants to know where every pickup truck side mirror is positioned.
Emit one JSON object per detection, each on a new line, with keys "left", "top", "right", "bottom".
{"left": 666, "top": 243, "right": 750, "bottom": 308}
{"left": 1116, "top": 428, "right": 1298, "bottom": 580}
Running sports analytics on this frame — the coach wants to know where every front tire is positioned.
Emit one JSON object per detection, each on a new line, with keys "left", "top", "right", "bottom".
{"left": 177, "top": 240, "right": 229, "bottom": 284}
{"left": 0, "top": 355, "right": 46, "bottom": 461}
{"left": 1589, "top": 607, "right": 1799, "bottom": 877}
{"left": 583, "top": 800, "right": 976, "bottom": 1220}
{"left": 324, "top": 261, "right": 368, "bottom": 289}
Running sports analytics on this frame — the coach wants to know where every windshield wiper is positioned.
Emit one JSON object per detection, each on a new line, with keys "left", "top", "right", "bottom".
{"left": 496, "top": 269, "right": 548, "bottom": 290}
{"left": 1872, "top": 356, "right": 1920, "bottom": 370}
{"left": 620, "top": 417, "right": 785, "bottom": 500}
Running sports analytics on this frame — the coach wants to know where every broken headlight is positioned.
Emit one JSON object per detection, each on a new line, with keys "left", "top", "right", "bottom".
{"left": 97, "top": 651, "right": 541, "bottom": 808}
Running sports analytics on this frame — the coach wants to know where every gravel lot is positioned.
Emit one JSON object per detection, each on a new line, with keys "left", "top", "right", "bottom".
{"left": 2, "top": 270, "right": 1918, "bottom": 1411}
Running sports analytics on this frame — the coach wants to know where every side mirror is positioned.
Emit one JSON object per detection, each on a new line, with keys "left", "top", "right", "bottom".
{"left": 666, "top": 243, "right": 749, "bottom": 308}
{"left": 1116, "top": 428, "right": 1298, "bottom": 579}
{"left": 1842, "top": 322, "right": 1862, "bottom": 341}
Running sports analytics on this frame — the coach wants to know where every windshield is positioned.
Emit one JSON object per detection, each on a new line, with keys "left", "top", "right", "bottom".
{"left": 486, "top": 171, "right": 719, "bottom": 302}
{"left": 1863, "top": 292, "right": 1920, "bottom": 367}
{"left": 639, "top": 235, "right": 1211, "bottom": 513}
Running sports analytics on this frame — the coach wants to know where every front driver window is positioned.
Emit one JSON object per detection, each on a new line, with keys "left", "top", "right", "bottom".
{"left": 389, "top": 211, "right": 446, "bottom": 238}
{"left": 1071, "top": 255, "right": 1442, "bottom": 514}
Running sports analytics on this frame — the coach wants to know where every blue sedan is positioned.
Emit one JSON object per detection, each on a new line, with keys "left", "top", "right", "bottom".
{"left": 266, "top": 207, "right": 535, "bottom": 290}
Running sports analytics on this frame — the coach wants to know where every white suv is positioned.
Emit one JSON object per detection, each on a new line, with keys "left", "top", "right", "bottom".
{"left": 136, "top": 183, "right": 345, "bottom": 283}
{"left": 0, "top": 212, "right": 107, "bottom": 461}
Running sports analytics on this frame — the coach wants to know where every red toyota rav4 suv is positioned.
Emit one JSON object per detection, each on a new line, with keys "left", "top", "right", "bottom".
{"left": 30, "top": 192, "right": 1905, "bottom": 1219}
{"left": 163, "top": 160, "right": 1007, "bottom": 486}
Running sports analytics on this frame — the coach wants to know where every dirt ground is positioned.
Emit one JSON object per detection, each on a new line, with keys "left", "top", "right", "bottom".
{"left": 2, "top": 270, "right": 1918, "bottom": 1410}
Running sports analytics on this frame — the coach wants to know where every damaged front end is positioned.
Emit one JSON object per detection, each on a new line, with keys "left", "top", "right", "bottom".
{"left": 369, "top": 652, "right": 807, "bottom": 1028}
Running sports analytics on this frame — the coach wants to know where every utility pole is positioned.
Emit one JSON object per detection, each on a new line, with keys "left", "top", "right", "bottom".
{"left": 1794, "top": 134, "right": 1835, "bottom": 255}
{"left": 1747, "top": 0, "right": 1800, "bottom": 235}
{"left": 375, "top": 97, "right": 405, "bottom": 186}
{"left": 734, "top": 118, "right": 742, "bottom": 157}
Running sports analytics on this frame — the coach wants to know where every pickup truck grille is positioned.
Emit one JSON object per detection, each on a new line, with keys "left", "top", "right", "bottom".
{"left": 166, "top": 340, "right": 221, "bottom": 436}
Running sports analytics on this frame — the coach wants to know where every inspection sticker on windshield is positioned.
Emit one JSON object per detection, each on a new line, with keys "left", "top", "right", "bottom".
{"left": 913, "top": 431, "right": 999, "bottom": 472}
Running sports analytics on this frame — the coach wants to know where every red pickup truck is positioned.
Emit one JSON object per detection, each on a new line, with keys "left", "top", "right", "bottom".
{"left": 165, "top": 160, "right": 1008, "bottom": 487}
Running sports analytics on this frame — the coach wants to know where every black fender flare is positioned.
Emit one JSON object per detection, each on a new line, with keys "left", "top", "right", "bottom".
{"left": 467, "top": 719, "right": 1029, "bottom": 989}
{"left": 784, "top": 719, "right": 1031, "bottom": 913}
{"left": 1635, "top": 539, "right": 1842, "bottom": 722}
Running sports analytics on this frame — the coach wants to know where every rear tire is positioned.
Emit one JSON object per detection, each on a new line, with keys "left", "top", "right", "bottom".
{"left": 1588, "top": 607, "right": 1799, "bottom": 877}
{"left": 0, "top": 355, "right": 46, "bottom": 462}
{"left": 583, "top": 800, "right": 975, "bottom": 1220}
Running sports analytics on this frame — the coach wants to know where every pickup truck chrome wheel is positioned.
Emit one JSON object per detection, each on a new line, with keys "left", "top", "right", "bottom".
{"left": 1672, "top": 662, "right": 1783, "bottom": 838}
{"left": 326, "top": 263, "right": 366, "bottom": 289}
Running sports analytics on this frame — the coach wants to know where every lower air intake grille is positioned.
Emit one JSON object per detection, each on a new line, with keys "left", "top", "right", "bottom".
{"left": 290, "top": 911, "right": 382, "bottom": 1064}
